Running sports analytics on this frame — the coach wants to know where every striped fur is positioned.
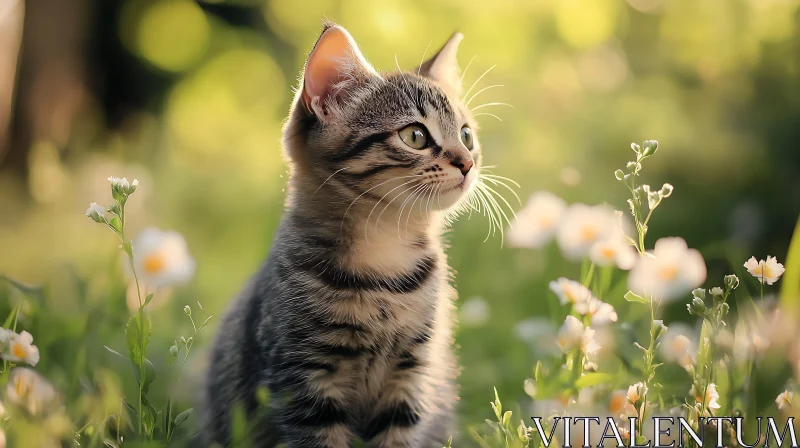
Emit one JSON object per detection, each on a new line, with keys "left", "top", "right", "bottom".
{"left": 202, "top": 24, "right": 481, "bottom": 447}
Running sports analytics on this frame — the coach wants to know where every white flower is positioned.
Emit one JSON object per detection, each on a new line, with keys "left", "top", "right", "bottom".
{"left": 85, "top": 202, "right": 106, "bottom": 223}
{"left": 575, "top": 298, "right": 618, "bottom": 326}
{"left": 692, "top": 383, "right": 721, "bottom": 410}
{"left": 6, "top": 367, "right": 57, "bottom": 415}
{"left": 131, "top": 228, "right": 196, "bottom": 288}
{"left": 659, "top": 323, "right": 697, "bottom": 369}
{"left": 776, "top": 391, "right": 794, "bottom": 410}
{"left": 642, "top": 185, "right": 660, "bottom": 209}
{"left": 628, "top": 237, "right": 707, "bottom": 302}
{"left": 1, "top": 331, "right": 40, "bottom": 366}
{"left": 627, "top": 382, "right": 647, "bottom": 404}
{"left": 556, "top": 204, "right": 616, "bottom": 260}
{"left": 0, "top": 328, "right": 12, "bottom": 352}
{"left": 589, "top": 234, "right": 637, "bottom": 270}
{"left": 609, "top": 389, "right": 638, "bottom": 418}
{"left": 549, "top": 277, "right": 593, "bottom": 307}
{"left": 556, "top": 315, "right": 600, "bottom": 354}
{"left": 508, "top": 192, "right": 567, "bottom": 248}
{"left": 743, "top": 256, "right": 785, "bottom": 285}
{"left": 710, "top": 287, "right": 723, "bottom": 296}
{"left": 460, "top": 296, "right": 490, "bottom": 327}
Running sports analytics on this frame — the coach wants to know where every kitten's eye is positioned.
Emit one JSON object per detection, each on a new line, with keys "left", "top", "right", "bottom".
{"left": 398, "top": 124, "right": 429, "bottom": 150}
{"left": 460, "top": 126, "right": 474, "bottom": 150}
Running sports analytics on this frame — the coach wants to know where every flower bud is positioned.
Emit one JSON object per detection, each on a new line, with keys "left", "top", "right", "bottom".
{"left": 687, "top": 297, "right": 706, "bottom": 317}
{"left": 626, "top": 161, "right": 640, "bottom": 171}
{"left": 85, "top": 202, "right": 106, "bottom": 223}
{"left": 724, "top": 274, "right": 739, "bottom": 290}
{"left": 720, "top": 303, "right": 730, "bottom": 316}
{"left": 127, "top": 179, "right": 139, "bottom": 195}
{"left": 631, "top": 143, "right": 641, "bottom": 154}
{"left": 627, "top": 199, "right": 636, "bottom": 215}
{"left": 633, "top": 187, "right": 642, "bottom": 200}
{"left": 642, "top": 140, "right": 658, "bottom": 156}
{"left": 654, "top": 320, "right": 668, "bottom": 340}
{"left": 659, "top": 183, "right": 674, "bottom": 198}
{"left": 691, "top": 288, "right": 706, "bottom": 300}
{"left": 169, "top": 345, "right": 178, "bottom": 359}
{"left": 710, "top": 287, "right": 723, "bottom": 297}
{"left": 615, "top": 169, "right": 625, "bottom": 181}
{"left": 184, "top": 305, "right": 191, "bottom": 316}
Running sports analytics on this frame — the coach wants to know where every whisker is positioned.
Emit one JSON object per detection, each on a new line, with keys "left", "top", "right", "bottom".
{"left": 480, "top": 173, "right": 520, "bottom": 188}
{"left": 341, "top": 175, "right": 419, "bottom": 232}
{"left": 470, "top": 102, "right": 514, "bottom": 112}
{"left": 417, "top": 40, "right": 432, "bottom": 76}
{"left": 460, "top": 55, "right": 477, "bottom": 82}
{"left": 480, "top": 175, "right": 522, "bottom": 206}
{"left": 395, "top": 183, "right": 427, "bottom": 237}
{"left": 313, "top": 167, "right": 347, "bottom": 196}
{"left": 402, "top": 184, "right": 430, "bottom": 237}
{"left": 465, "top": 84, "right": 504, "bottom": 107}
{"left": 463, "top": 64, "right": 496, "bottom": 103}
{"left": 473, "top": 112, "right": 502, "bottom": 122}
{"left": 364, "top": 178, "right": 421, "bottom": 241}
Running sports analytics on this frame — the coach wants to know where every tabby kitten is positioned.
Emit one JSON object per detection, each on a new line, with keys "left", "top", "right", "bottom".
{"left": 202, "top": 23, "right": 485, "bottom": 447}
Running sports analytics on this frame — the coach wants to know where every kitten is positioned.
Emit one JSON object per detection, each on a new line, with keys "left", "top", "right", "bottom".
{"left": 202, "top": 23, "right": 485, "bottom": 447}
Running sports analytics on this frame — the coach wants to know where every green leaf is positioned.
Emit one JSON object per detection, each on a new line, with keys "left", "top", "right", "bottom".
{"left": 781, "top": 216, "right": 800, "bottom": 314}
{"left": 125, "top": 313, "right": 151, "bottom": 367}
{"left": 174, "top": 408, "right": 193, "bottom": 426}
{"left": 141, "top": 396, "right": 157, "bottom": 437}
{"left": 144, "top": 293, "right": 154, "bottom": 307}
{"left": 2, "top": 305, "right": 18, "bottom": 329}
{"left": 132, "top": 357, "right": 157, "bottom": 394}
{"left": 103, "top": 345, "right": 129, "bottom": 362}
{"left": 574, "top": 372, "right": 615, "bottom": 389}
{"left": 624, "top": 291, "right": 648, "bottom": 304}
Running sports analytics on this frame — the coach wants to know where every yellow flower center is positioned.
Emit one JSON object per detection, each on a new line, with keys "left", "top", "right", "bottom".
{"left": 658, "top": 265, "right": 678, "bottom": 281}
{"left": 762, "top": 264, "right": 774, "bottom": 278}
{"left": 580, "top": 227, "right": 597, "bottom": 241}
{"left": 11, "top": 342, "right": 26, "bottom": 359}
{"left": 539, "top": 217, "right": 553, "bottom": 229}
{"left": 142, "top": 253, "right": 166, "bottom": 274}
{"left": 609, "top": 393, "right": 626, "bottom": 413}
{"left": 600, "top": 247, "right": 616, "bottom": 259}
{"left": 15, "top": 377, "right": 29, "bottom": 398}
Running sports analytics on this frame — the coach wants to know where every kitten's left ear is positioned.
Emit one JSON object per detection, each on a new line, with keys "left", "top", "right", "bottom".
{"left": 416, "top": 32, "right": 464, "bottom": 96}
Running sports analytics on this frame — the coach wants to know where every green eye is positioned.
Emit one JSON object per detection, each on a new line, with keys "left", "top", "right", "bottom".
{"left": 399, "top": 124, "right": 429, "bottom": 150}
{"left": 460, "top": 126, "right": 474, "bottom": 150}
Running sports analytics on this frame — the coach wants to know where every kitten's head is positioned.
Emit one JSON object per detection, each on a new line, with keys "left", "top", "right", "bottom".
{"left": 284, "top": 23, "right": 482, "bottom": 215}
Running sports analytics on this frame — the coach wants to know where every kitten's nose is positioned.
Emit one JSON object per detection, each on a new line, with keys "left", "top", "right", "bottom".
{"left": 451, "top": 157, "right": 474, "bottom": 176}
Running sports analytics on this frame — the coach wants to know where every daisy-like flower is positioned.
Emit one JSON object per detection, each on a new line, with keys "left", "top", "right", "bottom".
{"left": 743, "top": 256, "right": 785, "bottom": 285}
{"left": 6, "top": 367, "right": 57, "bottom": 415}
{"left": 556, "top": 315, "right": 600, "bottom": 354}
{"left": 776, "top": 390, "right": 794, "bottom": 410}
{"left": 609, "top": 390, "right": 638, "bottom": 418}
{"left": 691, "top": 383, "right": 721, "bottom": 410}
{"left": 589, "top": 234, "right": 637, "bottom": 270}
{"left": 556, "top": 204, "right": 616, "bottom": 260}
{"left": 659, "top": 323, "right": 697, "bottom": 370}
{"left": 508, "top": 191, "right": 567, "bottom": 249}
{"left": 549, "top": 277, "right": 593, "bottom": 307}
{"left": 85, "top": 202, "right": 106, "bottom": 223}
{"left": 627, "top": 382, "right": 647, "bottom": 404}
{"left": 131, "top": 228, "right": 196, "bottom": 289}
{"left": 1, "top": 331, "right": 40, "bottom": 367}
{"left": 628, "top": 237, "right": 707, "bottom": 302}
{"left": 574, "top": 298, "right": 618, "bottom": 326}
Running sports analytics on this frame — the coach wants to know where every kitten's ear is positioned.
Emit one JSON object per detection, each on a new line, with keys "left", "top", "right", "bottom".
{"left": 302, "top": 24, "right": 378, "bottom": 120}
{"left": 416, "top": 32, "right": 464, "bottom": 96}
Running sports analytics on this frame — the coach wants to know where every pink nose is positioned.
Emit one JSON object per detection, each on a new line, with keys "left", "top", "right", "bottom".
{"left": 451, "top": 157, "right": 473, "bottom": 176}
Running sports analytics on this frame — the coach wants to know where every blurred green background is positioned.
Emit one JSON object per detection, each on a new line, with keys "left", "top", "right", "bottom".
{"left": 1, "top": 0, "right": 799, "bottom": 441}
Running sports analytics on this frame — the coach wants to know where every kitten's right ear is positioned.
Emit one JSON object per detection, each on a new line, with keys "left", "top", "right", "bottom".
{"left": 301, "top": 24, "right": 378, "bottom": 121}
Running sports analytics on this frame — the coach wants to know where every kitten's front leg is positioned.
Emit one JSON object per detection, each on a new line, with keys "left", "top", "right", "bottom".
{"left": 268, "top": 347, "right": 356, "bottom": 448}
{"left": 361, "top": 351, "right": 448, "bottom": 448}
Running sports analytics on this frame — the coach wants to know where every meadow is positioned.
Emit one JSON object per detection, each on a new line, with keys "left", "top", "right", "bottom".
{"left": 1, "top": 0, "right": 799, "bottom": 446}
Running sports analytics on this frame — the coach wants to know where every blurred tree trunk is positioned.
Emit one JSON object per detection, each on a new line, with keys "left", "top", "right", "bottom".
{"left": 0, "top": 0, "right": 25, "bottom": 169}
{"left": 0, "top": 0, "right": 91, "bottom": 187}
